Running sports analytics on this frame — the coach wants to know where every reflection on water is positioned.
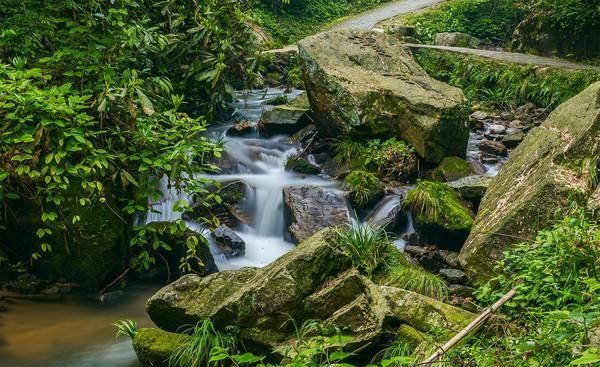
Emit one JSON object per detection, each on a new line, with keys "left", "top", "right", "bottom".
{"left": 0, "top": 285, "right": 156, "bottom": 367}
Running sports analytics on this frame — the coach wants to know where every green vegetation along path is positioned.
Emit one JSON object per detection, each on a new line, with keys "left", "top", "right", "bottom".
{"left": 330, "top": 0, "right": 445, "bottom": 30}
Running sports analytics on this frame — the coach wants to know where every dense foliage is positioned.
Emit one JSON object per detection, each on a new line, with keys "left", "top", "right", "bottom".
{"left": 249, "top": 0, "right": 392, "bottom": 45}
{"left": 403, "top": 0, "right": 523, "bottom": 45}
{"left": 415, "top": 48, "right": 600, "bottom": 109}
{"left": 0, "top": 0, "right": 260, "bottom": 279}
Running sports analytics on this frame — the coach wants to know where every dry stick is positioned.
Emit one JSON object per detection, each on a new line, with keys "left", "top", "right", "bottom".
{"left": 99, "top": 266, "right": 131, "bottom": 295}
{"left": 422, "top": 287, "right": 517, "bottom": 366}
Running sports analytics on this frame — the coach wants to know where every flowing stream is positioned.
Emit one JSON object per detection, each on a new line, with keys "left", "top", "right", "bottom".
{"left": 0, "top": 88, "right": 500, "bottom": 367}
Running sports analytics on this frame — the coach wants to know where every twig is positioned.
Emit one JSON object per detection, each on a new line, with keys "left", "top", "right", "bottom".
{"left": 422, "top": 288, "right": 517, "bottom": 366}
{"left": 99, "top": 266, "right": 131, "bottom": 295}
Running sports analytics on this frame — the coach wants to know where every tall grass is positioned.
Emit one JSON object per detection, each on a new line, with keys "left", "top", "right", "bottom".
{"left": 385, "top": 265, "right": 449, "bottom": 300}
{"left": 334, "top": 224, "right": 395, "bottom": 277}
{"left": 169, "top": 320, "right": 238, "bottom": 367}
{"left": 344, "top": 170, "right": 383, "bottom": 208}
{"left": 113, "top": 319, "right": 138, "bottom": 340}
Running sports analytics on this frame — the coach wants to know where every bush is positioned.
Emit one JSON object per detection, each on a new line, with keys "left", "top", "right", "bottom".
{"left": 404, "top": 0, "right": 523, "bottom": 45}
{"left": 0, "top": 0, "right": 258, "bottom": 277}
{"left": 334, "top": 224, "right": 395, "bottom": 277}
{"left": 334, "top": 138, "right": 417, "bottom": 181}
{"left": 344, "top": 170, "right": 383, "bottom": 209}
{"left": 446, "top": 213, "right": 600, "bottom": 366}
{"left": 414, "top": 48, "right": 600, "bottom": 109}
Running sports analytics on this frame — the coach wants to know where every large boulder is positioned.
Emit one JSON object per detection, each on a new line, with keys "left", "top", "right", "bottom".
{"left": 298, "top": 30, "right": 470, "bottom": 163}
{"left": 460, "top": 82, "right": 600, "bottom": 280}
{"left": 133, "top": 328, "right": 188, "bottom": 367}
{"left": 141, "top": 229, "right": 475, "bottom": 365}
{"left": 283, "top": 185, "right": 351, "bottom": 242}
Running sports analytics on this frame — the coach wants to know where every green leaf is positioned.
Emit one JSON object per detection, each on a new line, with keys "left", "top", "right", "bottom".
{"left": 136, "top": 88, "right": 155, "bottom": 116}
{"left": 571, "top": 348, "right": 600, "bottom": 365}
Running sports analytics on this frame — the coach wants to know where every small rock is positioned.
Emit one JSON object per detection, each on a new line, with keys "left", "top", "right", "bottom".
{"left": 509, "top": 119, "right": 524, "bottom": 129}
{"left": 402, "top": 232, "right": 425, "bottom": 246}
{"left": 4, "top": 277, "right": 47, "bottom": 294}
{"left": 488, "top": 124, "right": 506, "bottom": 135}
{"left": 213, "top": 225, "right": 245, "bottom": 257}
{"left": 434, "top": 32, "right": 480, "bottom": 48}
{"left": 470, "top": 111, "right": 489, "bottom": 121}
{"left": 481, "top": 156, "right": 500, "bottom": 164}
{"left": 98, "top": 290, "right": 126, "bottom": 304}
{"left": 285, "top": 155, "right": 321, "bottom": 175}
{"left": 434, "top": 250, "right": 461, "bottom": 268}
{"left": 448, "top": 284, "right": 476, "bottom": 297}
{"left": 439, "top": 268, "right": 467, "bottom": 284}
{"left": 499, "top": 111, "right": 514, "bottom": 121}
{"left": 404, "top": 245, "right": 428, "bottom": 258}
{"left": 388, "top": 25, "right": 416, "bottom": 37}
{"left": 502, "top": 132, "right": 524, "bottom": 149}
{"left": 227, "top": 119, "right": 257, "bottom": 136}
{"left": 479, "top": 140, "right": 507, "bottom": 156}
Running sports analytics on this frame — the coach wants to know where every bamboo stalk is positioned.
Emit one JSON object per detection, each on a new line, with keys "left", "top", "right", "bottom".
{"left": 422, "top": 287, "right": 517, "bottom": 366}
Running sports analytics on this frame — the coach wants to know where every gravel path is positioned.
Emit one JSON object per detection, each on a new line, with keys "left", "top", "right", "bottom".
{"left": 330, "top": 0, "right": 445, "bottom": 30}
{"left": 406, "top": 44, "right": 600, "bottom": 72}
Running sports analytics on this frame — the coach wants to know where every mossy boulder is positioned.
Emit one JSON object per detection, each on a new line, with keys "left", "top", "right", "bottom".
{"left": 460, "top": 82, "right": 600, "bottom": 280}
{"left": 260, "top": 93, "right": 311, "bottom": 136}
{"left": 406, "top": 181, "right": 475, "bottom": 249}
{"left": 447, "top": 175, "right": 493, "bottom": 210}
{"left": 285, "top": 155, "right": 321, "bottom": 175}
{"left": 298, "top": 30, "right": 470, "bottom": 163}
{"left": 430, "top": 156, "right": 476, "bottom": 182}
{"left": 133, "top": 328, "right": 189, "bottom": 367}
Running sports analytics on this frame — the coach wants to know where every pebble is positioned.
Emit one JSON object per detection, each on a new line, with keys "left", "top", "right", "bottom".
{"left": 439, "top": 268, "right": 468, "bottom": 284}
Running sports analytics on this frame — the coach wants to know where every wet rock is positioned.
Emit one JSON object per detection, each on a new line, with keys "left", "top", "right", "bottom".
{"left": 283, "top": 185, "right": 351, "bottom": 242}
{"left": 502, "top": 132, "right": 524, "bottom": 148}
{"left": 3, "top": 276, "right": 47, "bottom": 294}
{"left": 488, "top": 124, "right": 506, "bottom": 135}
{"left": 447, "top": 175, "right": 493, "bottom": 210}
{"left": 478, "top": 140, "right": 507, "bottom": 156}
{"left": 402, "top": 232, "right": 425, "bottom": 247}
{"left": 284, "top": 124, "right": 317, "bottom": 145}
{"left": 41, "top": 282, "right": 77, "bottom": 296}
{"left": 299, "top": 30, "right": 469, "bottom": 163}
{"left": 213, "top": 225, "right": 245, "bottom": 257}
{"left": 285, "top": 155, "right": 321, "bottom": 175}
{"left": 434, "top": 250, "right": 461, "bottom": 268}
{"left": 430, "top": 156, "right": 475, "bottom": 182}
{"left": 404, "top": 245, "right": 429, "bottom": 258}
{"left": 227, "top": 119, "right": 257, "bottom": 136}
{"left": 439, "top": 268, "right": 467, "bottom": 284}
{"left": 469, "top": 111, "right": 488, "bottom": 129}
{"left": 448, "top": 284, "right": 475, "bottom": 297}
{"left": 434, "top": 32, "right": 480, "bottom": 48}
{"left": 98, "top": 290, "right": 126, "bottom": 304}
{"left": 460, "top": 82, "right": 600, "bottom": 279}
{"left": 481, "top": 155, "right": 499, "bottom": 164}
{"left": 260, "top": 93, "right": 311, "bottom": 136}
{"left": 188, "top": 181, "right": 247, "bottom": 227}
{"left": 364, "top": 195, "right": 405, "bottom": 228}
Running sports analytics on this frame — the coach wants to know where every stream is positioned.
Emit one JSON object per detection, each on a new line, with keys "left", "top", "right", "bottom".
{"left": 0, "top": 88, "right": 499, "bottom": 367}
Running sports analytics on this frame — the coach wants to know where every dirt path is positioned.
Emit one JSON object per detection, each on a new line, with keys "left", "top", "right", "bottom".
{"left": 330, "top": 0, "right": 445, "bottom": 30}
{"left": 406, "top": 44, "right": 600, "bottom": 72}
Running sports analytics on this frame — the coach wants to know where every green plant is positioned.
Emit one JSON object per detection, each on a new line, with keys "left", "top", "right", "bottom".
{"left": 114, "top": 319, "right": 138, "bottom": 340}
{"left": 169, "top": 320, "right": 239, "bottom": 367}
{"left": 403, "top": 181, "right": 473, "bottom": 231}
{"left": 333, "top": 138, "right": 417, "bottom": 181}
{"left": 344, "top": 170, "right": 383, "bottom": 208}
{"left": 334, "top": 224, "right": 395, "bottom": 277}
{"left": 385, "top": 265, "right": 449, "bottom": 300}
{"left": 265, "top": 94, "right": 289, "bottom": 105}
{"left": 414, "top": 49, "right": 600, "bottom": 110}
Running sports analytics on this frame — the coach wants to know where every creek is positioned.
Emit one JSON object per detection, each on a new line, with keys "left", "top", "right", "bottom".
{"left": 0, "top": 88, "right": 499, "bottom": 366}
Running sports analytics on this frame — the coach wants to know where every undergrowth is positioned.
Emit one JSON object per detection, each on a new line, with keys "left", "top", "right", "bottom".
{"left": 414, "top": 49, "right": 600, "bottom": 110}
{"left": 344, "top": 170, "right": 383, "bottom": 209}
{"left": 169, "top": 320, "right": 239, "bottom": 367}
{"left": 385, "top": 265, "right": 449, "bottom": 300}
{"left": 333, "top": 224, "right": 395, "bottom": 277}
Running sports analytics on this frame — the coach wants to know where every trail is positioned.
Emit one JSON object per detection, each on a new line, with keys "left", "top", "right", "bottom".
{"left": 270, "top": 0, "right": 600, "bottom": 72}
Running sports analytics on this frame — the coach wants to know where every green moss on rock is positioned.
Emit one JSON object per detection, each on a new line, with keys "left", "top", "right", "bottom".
{"left": 133, "top": 328, "right": 189, "bottom": 367}
{"left": 430, "top": 156, "right": 475, "bottom": 182}
{"left": 460, "top": 82, "right": 600, "bottom": 281}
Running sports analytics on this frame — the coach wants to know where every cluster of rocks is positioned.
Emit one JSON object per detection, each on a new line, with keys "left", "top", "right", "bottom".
{"left": 135, "top": 229, "right": 475, "bottom": 366}
{"left": 469, "top": 103, "right": 546, "bottom": 166}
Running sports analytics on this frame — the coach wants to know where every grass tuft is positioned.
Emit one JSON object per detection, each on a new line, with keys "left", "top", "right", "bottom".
{"left": 113, "top": 319, "right": 138, "bottom": 340}
{"left": 169, "top": 320, "right": 238, "bottom": 367}
{"left": 334, "top": 224, "right": 395, "bottom": 277}
{"left": 384, "top": 265, "right": 449, "bottom": 300}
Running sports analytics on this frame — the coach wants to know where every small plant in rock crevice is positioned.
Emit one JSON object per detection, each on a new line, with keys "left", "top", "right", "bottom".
{"left": 384, "top": 265, "right": 449, "bottom": 301}
{"left": 114, "top": 319, "right": 138, "bottom": 340}
{"left": 344, "top": 170, "right": 383, "bottom": 209}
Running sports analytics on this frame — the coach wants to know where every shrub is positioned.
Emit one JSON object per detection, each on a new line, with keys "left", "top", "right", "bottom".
{"left": 333, "top": 138, "right": 417, "bottom": 181}
{"left": 414, "top": 48, "right": 600, "bottom": 109}
{"left": 169, "top": 320, "right": 238, "bottom": 367}
{"left": 344, "top": 170, "right": 383, "bottom": 209}
{"left": 334, "top": 224, "right": 395, "bottom": 277}
{"left": 384, "top": 265, "right": 449, "bottom": 300}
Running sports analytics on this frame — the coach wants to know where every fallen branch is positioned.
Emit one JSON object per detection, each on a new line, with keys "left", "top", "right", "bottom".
{"left": 422, "top": 287, "right": 517, "bottom": 366}
{"left": 99, "top": 266, "right": 131, "bottom": 295}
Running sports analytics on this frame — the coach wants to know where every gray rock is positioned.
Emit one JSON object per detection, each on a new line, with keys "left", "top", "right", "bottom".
{"left": 502, "top": 132, "right": 524, "bottom": 148}
{"left": 298, "top": 30, "right": 469, "bottom": 163}
{"left": 283, "top": 185, "right": 351, "bottom": 242}
{"left": 447, "top": 175, "right": 493, "bottom": 208}
{"left": 388, "top": 25, "right": 416, "bottom": 37}
{"left": 227, "top": 119, "right": 257, "bottom": 136}
{"left": 260, "top": 94, "right": 310, "bottom": 136}
{"left": 213, "top": 225, "right": 245, "bottom": 257}
{"left": 404, "top": 245, "right": 429, "bottom": 258}
{"left": 439, "top": 268, "right": 467, "bottom": 284}
{"left": 434, "top": 32, "right": 480, "bottom": 48}
{"left": 448, "top": 284, "right": 475, "bottom": 297}
{"left": 478, "top": 140, "right": 507, "bottom": 156}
